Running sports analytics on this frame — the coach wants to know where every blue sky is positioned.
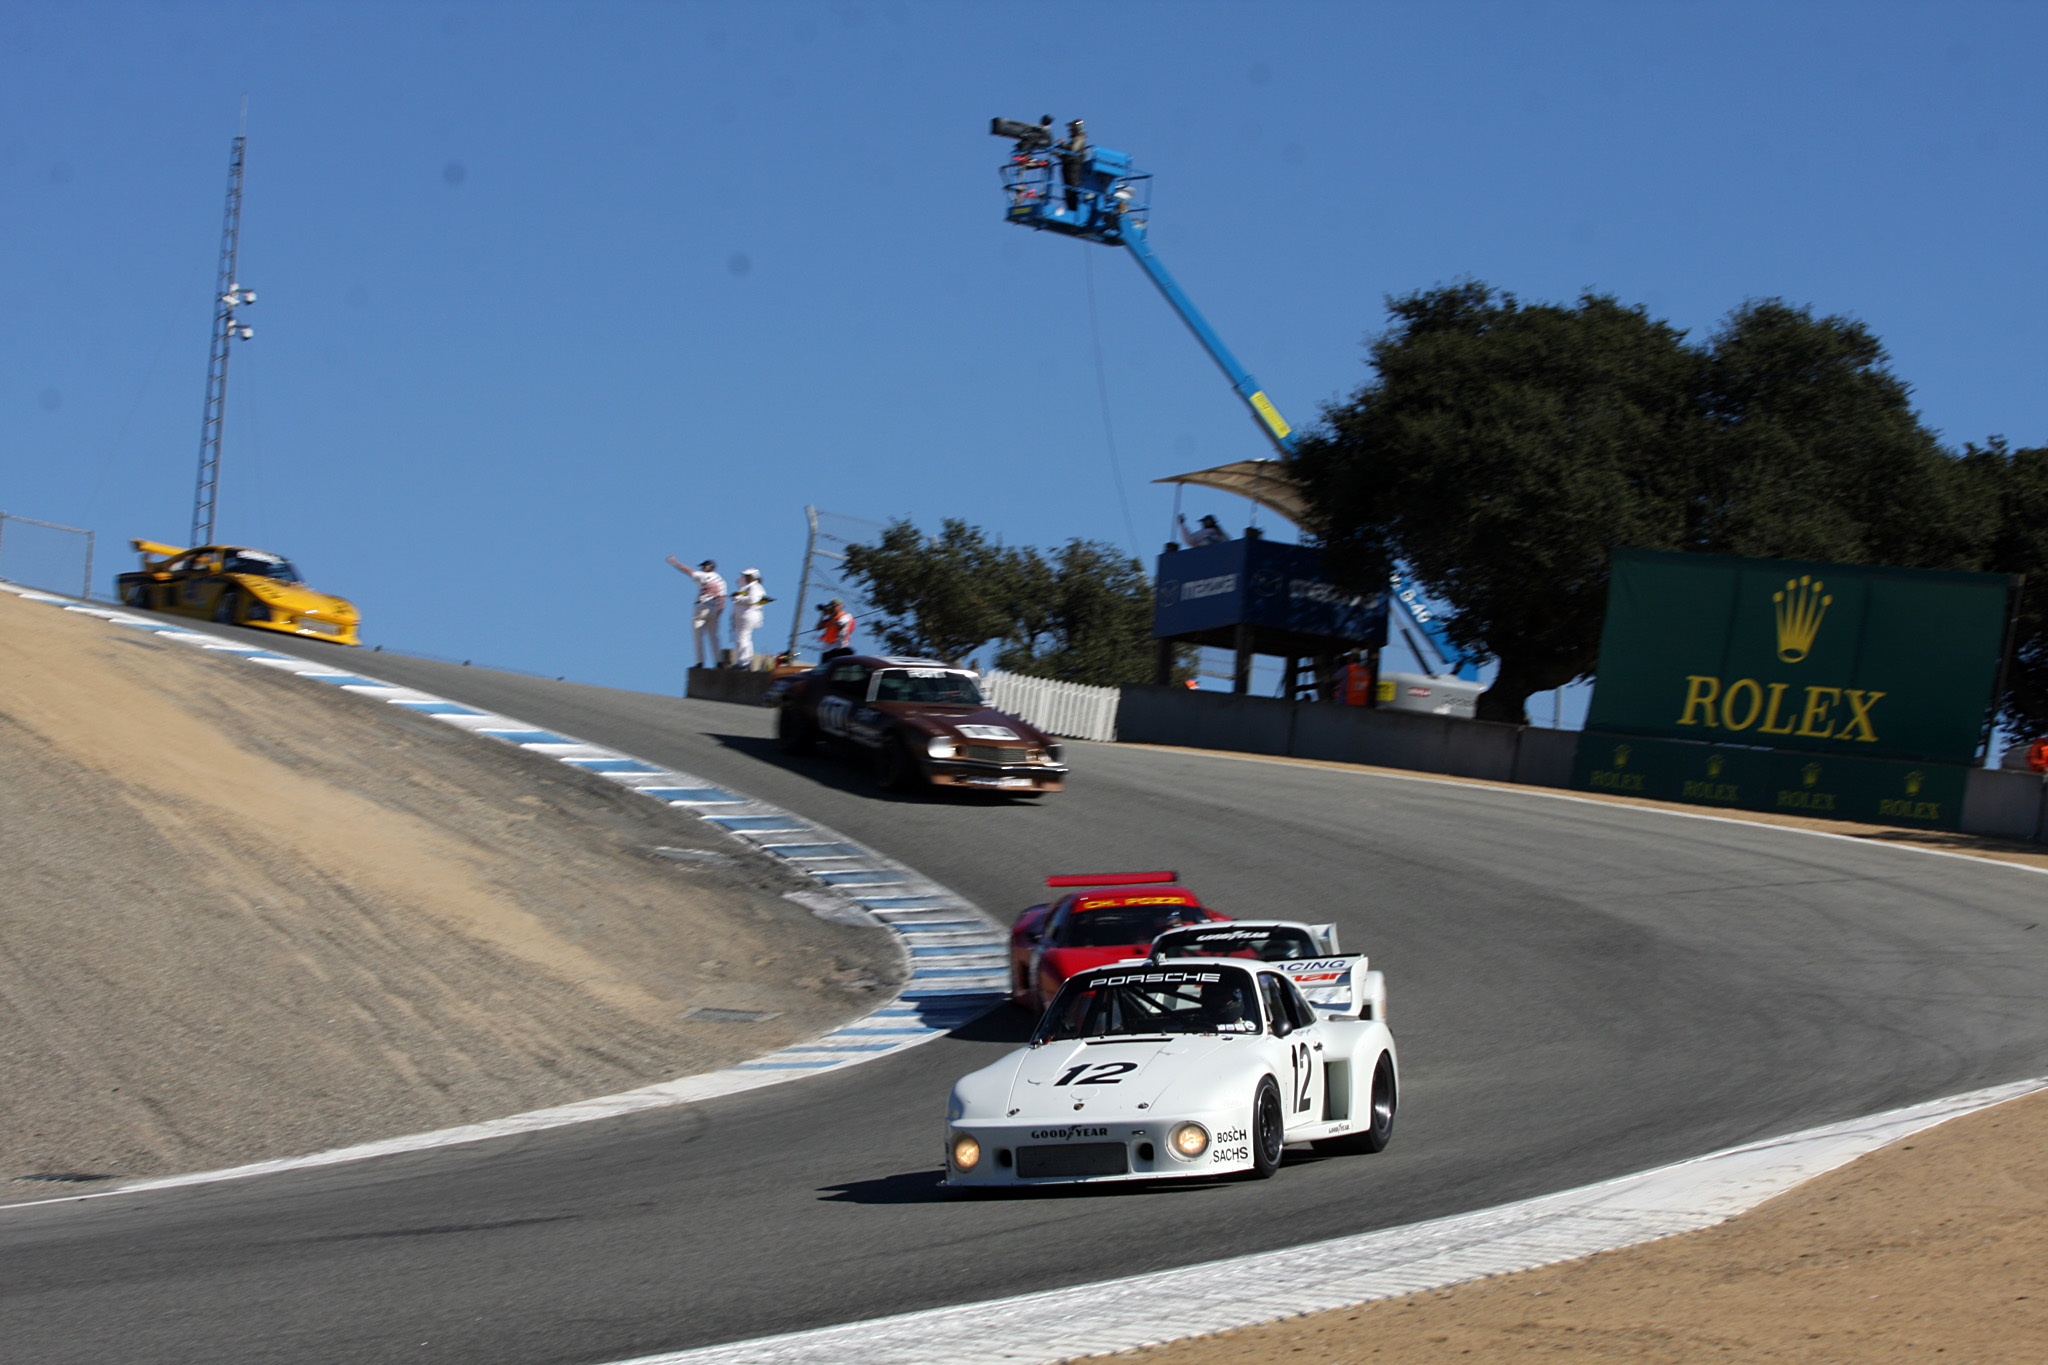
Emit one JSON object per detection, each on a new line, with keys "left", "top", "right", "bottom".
{"left": 5, "top": 1, "right": 2043, "bottom": 716}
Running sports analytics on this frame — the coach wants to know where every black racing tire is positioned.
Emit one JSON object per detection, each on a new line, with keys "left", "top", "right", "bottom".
{"left": 1248, "top": 1075, "right": 1286, "bottom": 1179}
{"left": 874, "top": 734, "right": 921, "bottom": 792}
{"left": 1314, "top": 1052, "right": 1396, "bottom": 1156}
{"left": 122, "top": 581, "right": 151, "bottom": 610}
{"left": 775, "top": 705, "right": 817, "bottom": 755}
{"left": 212, "top": 590, "right": 239, "bottom": 625}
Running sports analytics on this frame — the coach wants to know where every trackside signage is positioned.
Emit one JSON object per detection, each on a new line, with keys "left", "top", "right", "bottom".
{"left": 1153, "top": 539, "right": 1388, "bottom": 646}
{"left": 1586, "top": 548, "right": 2014, "bottom": 765}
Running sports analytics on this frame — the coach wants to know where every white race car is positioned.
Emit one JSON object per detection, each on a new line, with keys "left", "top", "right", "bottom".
{"left": 943, "top": 935, "right": 1396, "bottom": 1187}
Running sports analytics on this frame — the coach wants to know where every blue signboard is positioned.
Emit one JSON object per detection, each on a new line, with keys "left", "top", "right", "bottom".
{"left": 1153, "top": 539, "right": 1388, "bottom": 646}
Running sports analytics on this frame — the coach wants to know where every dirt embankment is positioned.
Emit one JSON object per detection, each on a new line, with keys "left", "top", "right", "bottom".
{"left": 1117, "top": 1087, "right": 2048, "bottom": 1364}
{"left": 0, "top": 592, "right": 903, "bottom": 1187}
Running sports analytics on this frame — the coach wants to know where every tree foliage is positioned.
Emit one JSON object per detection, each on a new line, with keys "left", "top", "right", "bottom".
{"left": 839, "top": 519, "right": 1018, "bottom": 665}
{"left": 841, "top": 519, "right": 1168, "bottom": 685}
{"left": 1293, "top": 283, "right": 1999, "bottom": 724}
{"left": 1967, "top": 439, "right": 2048, "bottom": 736}
{"left": 996, "top": 540, "right": 1161, "bottom": 687}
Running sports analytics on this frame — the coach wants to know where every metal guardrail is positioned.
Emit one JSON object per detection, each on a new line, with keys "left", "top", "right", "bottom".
{"left": 0, "top": 512, "right": 96, "bottom": 601}
{"left": 981, "top": 669, "right": 1120, "bottom": 743}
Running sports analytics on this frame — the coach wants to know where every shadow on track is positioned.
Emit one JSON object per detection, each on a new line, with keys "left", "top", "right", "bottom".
{"left": 818, "top": 1171, "right": 1232, "bottom": 1203}
{"left": 705, "top": 732, "right": 1052, "bottom": 808}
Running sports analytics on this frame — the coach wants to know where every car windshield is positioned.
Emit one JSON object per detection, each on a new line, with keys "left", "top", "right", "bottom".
{"left": 870, "top": 668, "right": 982, "bottom": 705}
{"left": 1152, "top": 924, "right": 1323, "bottom": 961}
{"left": 1063, "top": 903, "right": 1206, "bottom": 947}
{"left": 224, "top": 551, "right": 301, "bottom": 582}
{"left": 1033, "top": 965, "right": 1261, "bottom": 1042}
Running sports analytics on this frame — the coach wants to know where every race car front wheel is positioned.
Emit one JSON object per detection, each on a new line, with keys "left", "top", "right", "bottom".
{"left": 1249, "top": 1076, "right": 1286, "bottom": 1179}
{"left": 212, "top": 591, "right": 239, "bottom": 625}
{"left": 874, "top": 736, "right": 921, "bottom": 793}
{"left": 123, "top": 582, "right": 151, "bottom": 610}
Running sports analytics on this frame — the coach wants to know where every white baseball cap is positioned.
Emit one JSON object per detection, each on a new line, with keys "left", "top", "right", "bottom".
{"left": 742, "top": 567, "right": 760, "bottom": 578}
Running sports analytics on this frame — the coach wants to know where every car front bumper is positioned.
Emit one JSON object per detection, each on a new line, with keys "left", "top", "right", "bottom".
{"left": 922, "top": 759, "right": 1067, "bottom": 793}
{"left": 941, "top": 1112, "right": 1253, "bottom": 1187}
{"left": 251, "top": 615, "right": 361, "bottom": 646}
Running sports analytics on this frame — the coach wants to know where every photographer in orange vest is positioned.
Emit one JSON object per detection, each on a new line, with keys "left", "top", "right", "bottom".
{"left": 814, "top": 598, "right": 857, "bottom": 662}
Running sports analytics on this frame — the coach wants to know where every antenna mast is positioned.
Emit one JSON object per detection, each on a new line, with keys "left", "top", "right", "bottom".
{"left": 190, "top": 107, "right": 256, "bottom": 547}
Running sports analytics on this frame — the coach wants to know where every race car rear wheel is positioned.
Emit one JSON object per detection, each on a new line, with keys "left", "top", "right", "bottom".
{"left": 874, "top": 735, "right": 921, "bottom": 792}
{"left": 1249, "top": 1076, "right": 1286, "bottom": 1179}
{"left": 775, "top": 705, "right": 817, "bottom": 755}
{"left": 1313, "top": 1052, "right": 1396, "bottom": 1155}
{"left": 123, "top": 582, "right": 151, "bottom": 610}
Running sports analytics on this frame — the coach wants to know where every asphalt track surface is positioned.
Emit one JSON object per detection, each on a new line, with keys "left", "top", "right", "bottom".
{"left": 5, "top": 619, "right": 2048, "bottom": 1365}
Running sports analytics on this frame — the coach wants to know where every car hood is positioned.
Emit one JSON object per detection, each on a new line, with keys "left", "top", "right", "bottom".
{"left": 998, "top": 1034, "right": 1250, "bottom": 1119}
{"left": 1041, "top": 946, "right": 1152, "bottom": 976}
{"left": 881, "top": 705, "right": 1048, "bottom": 746}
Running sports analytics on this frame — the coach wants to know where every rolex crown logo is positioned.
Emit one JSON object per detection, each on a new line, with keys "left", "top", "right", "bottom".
{"left": 1613, "top": 744, "right": 1632, "bottom": 768}
{"left": 1773, "top": 575, "right": 1832, "bottom": 663}
{"left": 1802, "top": 762, "right": 1822, "bottom": 788}
{"left": 1706, "top": 754, "right": 1726, "bottom": 778}
{"left": 1906, "top": 770, "right": 1925, "bottom": 796}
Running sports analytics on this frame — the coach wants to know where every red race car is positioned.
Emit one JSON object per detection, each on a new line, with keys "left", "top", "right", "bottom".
{"left": 1009, "top": 871, "right": 1229, "bottom": 1014}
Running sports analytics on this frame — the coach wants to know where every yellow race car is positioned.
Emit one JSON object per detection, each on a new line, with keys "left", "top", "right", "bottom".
{"left": 117, "top": 539, "right": 362, "bottom": 646}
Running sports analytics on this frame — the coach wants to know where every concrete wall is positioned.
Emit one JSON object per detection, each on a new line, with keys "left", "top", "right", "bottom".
{"left": 1117, "top": 685, "right": 2043, "bottom": 841}
{"left": 686, "top": 667, "right": 776, "bottom": 706}
{"left": 1962, "top": 767, "right": 2046, "bottom": 841}
{"left": 1117, "top": 686, "right": 1578, "bottom": 789}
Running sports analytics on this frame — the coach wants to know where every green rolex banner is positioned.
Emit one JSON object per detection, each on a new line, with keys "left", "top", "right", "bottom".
{"left": 1585, "top": 548, "right": 2016, "bottom": 767}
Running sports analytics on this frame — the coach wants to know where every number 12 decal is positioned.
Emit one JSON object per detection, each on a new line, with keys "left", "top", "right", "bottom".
{"left": 1054, "top": 1062, "right": 1139, "bottom": 1086}
{"left": 1289, "top": 1043, "right": 1314, "bottom": 1112}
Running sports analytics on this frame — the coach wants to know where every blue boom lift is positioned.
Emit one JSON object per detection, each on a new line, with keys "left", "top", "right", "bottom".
{"left": 989, "top": 117, "right": 1476, "bottom": 683}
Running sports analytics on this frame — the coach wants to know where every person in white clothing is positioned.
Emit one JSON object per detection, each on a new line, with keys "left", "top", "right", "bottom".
{"left": 666, "top": 554, "right": 727, "bottom": 667}
{"left": 730, "top": 568, "right": 772, "bottom": 668}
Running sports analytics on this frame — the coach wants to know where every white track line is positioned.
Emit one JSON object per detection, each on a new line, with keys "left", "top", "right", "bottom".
{"left": 0, "top": 584, "right": 1009, "bottom": 1206}
{"left": 614, "top": 1075, "right": 2048, "bottom": 1365}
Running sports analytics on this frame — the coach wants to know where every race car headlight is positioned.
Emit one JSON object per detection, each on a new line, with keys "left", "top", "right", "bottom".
{"left": 927, "top": 735, "right": 960, "bottom": 758}
{"left": 951, "top": 1133, "right": 982, "bottom": 1170}
{"left": 1046, "top": 742, "right": 1063, "bottom": 763}
{"left": 1169, "top": 1122, "right": 1209, "bottom": 1160}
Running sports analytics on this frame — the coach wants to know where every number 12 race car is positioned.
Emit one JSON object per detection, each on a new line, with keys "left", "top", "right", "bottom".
{"left": 945, "top": 926, "right": 1396, "bottom": 1188}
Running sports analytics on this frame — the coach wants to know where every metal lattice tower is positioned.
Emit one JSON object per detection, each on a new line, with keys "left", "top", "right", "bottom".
{"left": 190, "top": 120, "right": 256, "bottom": 547}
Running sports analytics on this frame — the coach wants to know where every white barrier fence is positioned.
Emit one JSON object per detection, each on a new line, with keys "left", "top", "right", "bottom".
{"left": 980, "top": 669, "right": 1120, "bottom": 743}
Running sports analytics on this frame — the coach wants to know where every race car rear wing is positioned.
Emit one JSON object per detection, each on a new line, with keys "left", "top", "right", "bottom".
{"left": 1277, "top": 955, "right": 1388, "bottom": 1023}
{"left": 1045, "top": 871, "right": 1177, "bottom": 888}
{"left": 131, "top": 538, "right": 188, "bottom": 564}
{"left": 1148, "top": 919, "right": 1340, "bottom": 960}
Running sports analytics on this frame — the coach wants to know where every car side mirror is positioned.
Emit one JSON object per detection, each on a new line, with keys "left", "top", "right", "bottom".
{"left": 1270, "top": 1014, "right": 1292, "bottom": 1038}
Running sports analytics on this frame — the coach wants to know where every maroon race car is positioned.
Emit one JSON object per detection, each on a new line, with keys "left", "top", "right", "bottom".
{"left": 1010, "top": 871, "right": 1230, "bottom": 1014}
{"left": 768, "top": 655, "right": 1069, "bottom": 795}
